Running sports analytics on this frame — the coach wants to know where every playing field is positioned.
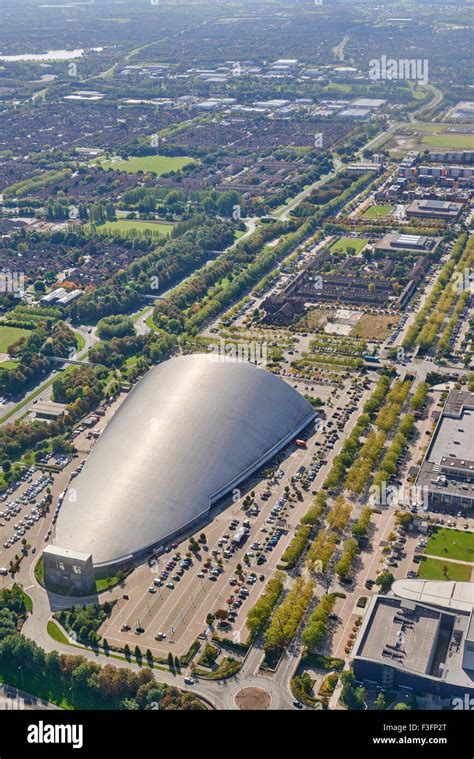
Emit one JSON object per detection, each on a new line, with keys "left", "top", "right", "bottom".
{"left": 97, "top": 154, "right": 195, "bottom": 175}
{"left": 362, "top": 204, "right": 393, "bottom": 219}
{"left": 418, "top": 557, "right": 472, "bottom": 582}
{"left": 386, "top": 122, "right": 474, "bottom": 157}
{"left": 425, "top": 527, "right": 474, "bottom": 563}
{"left": 329, "top": 237, "right": 369, "bottom": 254}
{"left": 89, "top": 219, "right": 174, "bottom": 236}
{"left": 0, "top": 325, "right": 30, "bottom": 353}
{"left": 422, "top": 134, "right": 474, "bottom": 150}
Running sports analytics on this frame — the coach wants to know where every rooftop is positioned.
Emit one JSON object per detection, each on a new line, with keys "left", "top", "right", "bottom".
{"left": 393, "top": 579, "right": 474, "bottom": 614}
{"left": 356, "top": 597, "right": 440, "bottom": 674}
{"left": 354, "top": 594, "right": 474, "bottom": 689}
{"left": 53, "top": 354, "right": 315, "bottom": 567}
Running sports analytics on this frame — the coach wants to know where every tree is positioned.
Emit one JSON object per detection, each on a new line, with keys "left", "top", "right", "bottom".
{"left": 374, "top": 692, "right": 386, "bottom": 710}
{"left": 167, "top": 651, "right": 174, "bottom": 670}
{"left": 214, "top": 609, "right": 228, "bottom": 622}
{"left": 206, "top": 613, "right": 215, "bottom": 627}
{"left": 375, "top": 571, "right": 395, "bottom": 593}
{"left": 394, "top": 702, "right": 411, "bottom": 710}
{"left": 120, "top": 698, "right": 140, "bottom": 710}
{"left": 340, "top": 670, "right": 366, "bottom": 710}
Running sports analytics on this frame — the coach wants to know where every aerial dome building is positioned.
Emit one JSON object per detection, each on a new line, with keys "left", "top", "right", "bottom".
{"left": 44, "top": 354, "right": 315, "bottom": 592}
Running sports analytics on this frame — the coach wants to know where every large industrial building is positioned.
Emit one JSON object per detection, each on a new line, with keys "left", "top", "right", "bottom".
{"left": 374, "top": 232, "right": 441, "bottom": 254}
{"left": 352, "top": 580, "right": 474, "bottom": 700}
{"left": 405, "top": 199, "right": 464, "bottom": 221}
{"left": 416, "top": 390, "right": 474, "bottom": 510}
{"left": 44, "top": 354, "right": 315, "bottom": 592}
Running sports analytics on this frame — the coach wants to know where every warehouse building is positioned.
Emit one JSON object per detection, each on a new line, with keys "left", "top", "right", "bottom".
{"left": 45, "top": 354, "right": 315, "bottom": 591}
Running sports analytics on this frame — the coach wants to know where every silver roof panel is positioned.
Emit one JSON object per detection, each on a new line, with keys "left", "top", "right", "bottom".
{"left": 54, "top": 354, "right": 315, "bottom": 565}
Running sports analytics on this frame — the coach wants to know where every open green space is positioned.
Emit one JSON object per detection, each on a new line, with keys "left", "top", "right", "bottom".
{"left": 0, "top": 668, "right": 73, "bottom": 710}
{"left": 329, "top": 237, "right": 369, "bottom": 255}
{"left": 397, "top": 122, "right": 464, "bottom": 133}
{"left": 425, "top": 527, "right": 474, "bottom": 563}
{"left": 73, "top": 330, "right": 86, "bottom": 353}
{"left": 47, "top": 620, "right": 69, "bottom": 645}
{"left": 145, "top": 311, "right": 160, "bottom": 331}
{"left": 422, "top": 134, "right": 474, "bottom": 149}
{"left": 362, "top": 204, "right": 393, "bottom": 219}
{"left": 323, "top": 83, "right": 353, "bottom": 93}
{"left": 417, "top": 557, "right": 472, "bottom": 582}
{"left": 95, "top": 572, "right": 126, "bottom": 594}
{"left": 0, "top": 325, "right": 31, "bottom": 353}
{"left": 97, "top": 154, "right": 195, "bottom": 175}
{"left": 87, "top": 219, "right": 173, "bottom": 237}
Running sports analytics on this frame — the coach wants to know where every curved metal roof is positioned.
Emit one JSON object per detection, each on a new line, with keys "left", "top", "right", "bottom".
{"left": 54, "top": 354, "right": 315, "bottom": 566}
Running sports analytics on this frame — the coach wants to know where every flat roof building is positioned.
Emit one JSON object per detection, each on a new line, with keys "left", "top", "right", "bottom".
{"left": 347, "top": 162, "right": 383, "bottom": 175}
{"left": 31, "top": 401, "right": 67, "bottom": 421}
{"left": 416, "top": 390, "right": 474, "bottom": 509}
{"left": 339, "top": 107, "right": 372, "bottom": 119}
{"left": 352, "top": 593, "right": 474, "bottom": 699}
{"left": 43, "top": 545, "right": 95, "bottom": 594}
{"left": 406, "top": 199, "right": 464, "bottom": 220}
{"left": 375, "top": 232, "right": 441, "bottom": 254}
{"left": 352, "top": 98, "right": 387, "bottom": 109}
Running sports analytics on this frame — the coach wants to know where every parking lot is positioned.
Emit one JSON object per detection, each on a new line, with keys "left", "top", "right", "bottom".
{"left": 0, "top": 393, "right": 127, "bottom": 584}
{"left": 0, "top": 459, "right": 72, "bottom": 578}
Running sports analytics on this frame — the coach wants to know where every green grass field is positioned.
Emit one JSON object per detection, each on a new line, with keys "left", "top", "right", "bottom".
{"left": 88, "top": 219, "right": 174, "bottom": 237}
{"left": 417, "top": 557, "right": 472, "bottom": 582}
{"left": 47, "top": 620, "right": 69, "bottom": 645}
{"left": 0, "top": 325, "right": 30, "bottom": 353}
{"left": 324, "top": 83, "right": 353, "bottom": 93}
{"left": 425, "top": 527, "right": 474, "bottom": 563}
{"left": 329, "top": 237, "right": 369, "bottom": 254}
{"left": 422, "top": 134, "right": 474, "bottom": 149}
{"left": 363, "top": 204, "right": 393, "bottom": 219}
{"left": 98, "top": 154, "right": 195, "bottom": 175}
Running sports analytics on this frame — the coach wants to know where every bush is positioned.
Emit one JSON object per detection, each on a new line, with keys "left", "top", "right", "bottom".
{"left": 197, "top": 643, "right": 219, "bottom": 668}
{"left": 97, "top": 314, "right": 134, "bottom": 340}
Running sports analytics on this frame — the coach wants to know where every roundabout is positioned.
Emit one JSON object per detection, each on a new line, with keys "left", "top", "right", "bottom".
{"left": 234, "top": 686, "right": 272, "bottom": 710}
